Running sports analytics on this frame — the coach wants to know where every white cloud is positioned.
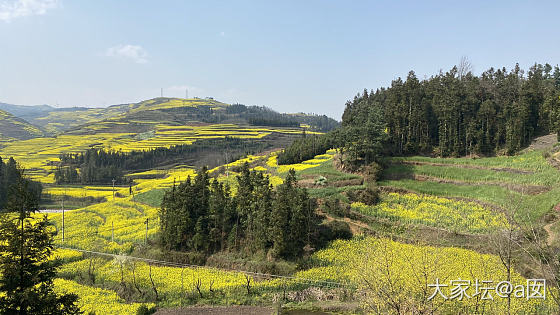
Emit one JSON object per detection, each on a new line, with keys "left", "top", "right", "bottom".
{"left": 0, "top": 0, "right": 59, "bottom": 22}
{"left": 105, "top": 44, "right": 148, "bottom": 64}
{"left": 220, "top": 31, "right": 225, "bottom": 36}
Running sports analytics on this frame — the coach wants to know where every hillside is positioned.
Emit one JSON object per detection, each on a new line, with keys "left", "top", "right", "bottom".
{"left": 1, "top": 98, "right": 338, "bottom": 136}
{"left": 0, "top": 102, "right": 130, "bottom": 134}
{"left": 0, "top": 97, "right": 337, "bottom": 184}
{"left": 4, "top": 67, "right": 560, "bottom": 314}
{"left": 62, "top": 97, "right": 338, "bottom": 135}
{"left": 0, "top": 109, "right": 45, "bottom": 140}
{"left": 0, "top": 102, "right": 54, "bottom": 119}
{"left": 33, "top": 146, "right": 559, "bottom": 314}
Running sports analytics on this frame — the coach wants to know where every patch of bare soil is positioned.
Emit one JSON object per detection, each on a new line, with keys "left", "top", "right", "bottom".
{"left": 550, "top": 151, "right": 560, "bottom": 171}
{"left": 522, "top": 133, "right": 558, "bottom": 152}
{"left": 297, "top": 177, "right": 362, "bottom": 188}
{"left": 379, "top": 186, "right": 417, "bottom": 194}
{"left": 330, "top": 178, "right": 363, "bottom": 187}
{"left": 544, "top": 222, "right": 557, "bottom": 246}
{"left": 398, "top": 160, "right": 534, "bottom": 174}
{"left": 316, "top": 209, "right": 373, "bottom": 235}
{"left": 297, "top": 178, "right": 317, "bottom": 188}
{"left": 543, "top": 203, "right": 560, "bottom": 246}
{"left": 154, "top": 305, "right": 274, "bottom": 315}
{"left": 385, "top": 173, "right": 550, "bottom": 195}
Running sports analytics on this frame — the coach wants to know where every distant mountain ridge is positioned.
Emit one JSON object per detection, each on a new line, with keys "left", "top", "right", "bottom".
{"left": 0, "top": 103, "right": 54, "bottom": 119}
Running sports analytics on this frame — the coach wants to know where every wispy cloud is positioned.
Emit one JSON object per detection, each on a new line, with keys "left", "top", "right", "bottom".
{"left": 0, "top": 0, "right": 59, "bottom": 22}
{"left": 105, "top": 44, "right": 148, "bottom": 64}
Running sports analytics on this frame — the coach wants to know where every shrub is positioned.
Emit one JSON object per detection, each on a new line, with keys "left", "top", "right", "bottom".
{"left": 362, "top": 162, "right": 383, "bottom": 183}
{"left": 136, "top": 305, "right": 157, "bottom": 315}
{"left": 323, "top": 198, "right": 349, "bottom": 217}
{"left": 346, "top": 186, "right": 379, "bottom": 206}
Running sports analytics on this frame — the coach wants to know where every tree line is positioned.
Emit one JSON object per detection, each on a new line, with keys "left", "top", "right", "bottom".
{"left": 159, "top": 164, "right": 343, "bottom": 260}
{"left": 55, "top": 137, "right": 270, "bottom": 185}
{"left": 223, "top": 104, "right": 340, "bottom": 132}
{"left": 279, "top": 63, "right": 560, "bottom": 167}
{"left": 277, "top": 132, "right": 337, "bottom": 165}
{"left": 278, "top": 101, "right": 386, "bottom": 170}
{"left": 343, "top": 63, "right": 560, "bottom": 156}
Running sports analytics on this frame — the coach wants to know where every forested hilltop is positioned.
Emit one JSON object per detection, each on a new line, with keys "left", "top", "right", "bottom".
{"left": 279, "top": 63, "right": 560, "bottom": 166}
{"left": 345, "top": 63, "right": 560, "bottom": 156}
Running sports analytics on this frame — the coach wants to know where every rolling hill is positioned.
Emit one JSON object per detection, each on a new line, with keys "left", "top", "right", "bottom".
{"left": 0, "top": 97, "right": 338, "bottom": 183}
{"left": 0, "top": 109, "right": 45, "bottom": 140}
{"left": 1, "top": 98, "right": 338, "bottom": 136}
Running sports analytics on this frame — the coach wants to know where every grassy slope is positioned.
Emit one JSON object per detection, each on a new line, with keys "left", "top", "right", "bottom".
{"left": 0, "top": 109, "right": 44, "bottom": 140}
{"left": 381, "top": 149, "right": 560, "bottom": 223}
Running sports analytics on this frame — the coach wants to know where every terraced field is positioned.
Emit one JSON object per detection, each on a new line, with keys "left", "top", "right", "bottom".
{"left": 0, "top": 124, "right": 310, "bottom": 184}
{"left": 381, "top": 148, "right": 560, "bottom": 223}
{"left": 31, "top": 144, "right": 559, "bottom": 313}
{"left": 3, "top": 97, "right": 559, "bottom": 313}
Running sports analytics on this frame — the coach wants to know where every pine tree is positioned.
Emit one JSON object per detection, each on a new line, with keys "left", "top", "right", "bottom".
{"left": 0, "top": 173, "right": 81, "bottom": 314}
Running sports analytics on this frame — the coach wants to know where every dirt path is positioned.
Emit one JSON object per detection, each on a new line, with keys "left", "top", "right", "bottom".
{"left": 543, "top": 203, "right": 560, "bottom": 245}
{"left": 544, "top": 222, "right": 557, "bottom": 246}
{"left": 155, "top": 306, "right": 274, "bottom": 315}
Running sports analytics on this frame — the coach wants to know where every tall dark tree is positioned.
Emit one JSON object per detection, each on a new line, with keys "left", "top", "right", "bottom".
{"left": 0, "top": 158, "right": 42, "bottom": 211}
{"left": 159, "top": 164, "right": 317, "bottom": 260}
{"left": 0, "top": 172, "right": 80, "bottom": 314}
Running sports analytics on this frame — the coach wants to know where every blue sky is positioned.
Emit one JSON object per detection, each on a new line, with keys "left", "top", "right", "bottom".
{"left": 1, "top": 0, "right": 559, "bottom": 119}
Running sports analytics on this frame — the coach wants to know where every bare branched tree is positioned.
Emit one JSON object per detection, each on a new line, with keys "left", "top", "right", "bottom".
{"left": 457, "top": 56, "right": 473, "bottom": 79}
{"left": 489, "top": 192, "right": 523, "bottom": 315}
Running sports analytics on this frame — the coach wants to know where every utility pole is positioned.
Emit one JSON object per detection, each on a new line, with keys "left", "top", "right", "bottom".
{"left": 145, "top": 218, "right": 149, "bottom": 245}
{"left": 185, "top": 88, "right": 188, "bottom": 99}
{"left": 112, "top": 179, "right": 116, "bottom": 200}
{"left": 62, "top": 194, "right": 65, "bottom": 243}
{"left": 111, "top": 221, "right": 114, "bottom": 243}
{"left": 161, "top": 88, "right": 163, "bottom": 98}
{"left": 225, "top": 150, "right": 229, "bottom": 177}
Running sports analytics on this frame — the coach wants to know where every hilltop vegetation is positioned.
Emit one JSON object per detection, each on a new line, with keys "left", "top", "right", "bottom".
{"left": 0, "top": 97, "right": 338, "bottom": 137}
{"left": 280, "top": 63, "right": 560, "bottom": 167}
{"left": 344, "top": 63, "right": 560, "bottom": 156}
